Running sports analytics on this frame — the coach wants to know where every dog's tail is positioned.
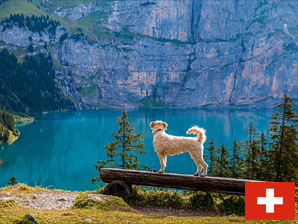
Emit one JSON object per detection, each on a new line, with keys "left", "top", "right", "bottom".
{"left": 186, "top": 126, "right": 207, "bottom": 144}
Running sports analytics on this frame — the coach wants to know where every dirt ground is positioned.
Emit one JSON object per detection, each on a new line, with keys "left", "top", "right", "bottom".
{"left": 0, "top": 184, "right": 223, "bottom": 217}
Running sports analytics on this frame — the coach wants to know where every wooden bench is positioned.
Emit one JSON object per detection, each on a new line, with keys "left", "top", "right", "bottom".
{"left": 100, "top": 168, "right": 259, "bottom": 201}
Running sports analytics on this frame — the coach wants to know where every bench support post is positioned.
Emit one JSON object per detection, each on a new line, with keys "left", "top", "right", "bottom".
{"left": 103, "top": 181, "right": 132, "bottom": 202}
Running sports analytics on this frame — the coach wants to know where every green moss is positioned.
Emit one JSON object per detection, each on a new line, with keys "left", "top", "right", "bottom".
{"left": 0, "top": 199, "right": 16, "bottom": 209}
{"left": 73, "top": 193, "right": 132, "bottom": 211}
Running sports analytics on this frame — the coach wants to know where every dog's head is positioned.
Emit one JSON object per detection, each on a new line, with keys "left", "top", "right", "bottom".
{"left": 150, "top": 120, "right": 168, "bottom": 134}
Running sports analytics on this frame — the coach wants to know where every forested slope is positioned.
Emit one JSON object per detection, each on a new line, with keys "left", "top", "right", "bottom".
{"left": 0, "top": 49, "right": 74, "bottom": 113}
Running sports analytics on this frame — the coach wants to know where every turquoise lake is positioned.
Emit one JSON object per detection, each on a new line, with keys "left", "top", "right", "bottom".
{"left": 0, "top": 109, "right": 275, "bottom": 191}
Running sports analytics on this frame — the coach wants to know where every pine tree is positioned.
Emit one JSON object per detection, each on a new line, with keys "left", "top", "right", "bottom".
{"left": 245, "top": 122, "right": 259, "bottom": 145}
{"left": 230, "top": 140, "right": 244, "bottom": 178}
{"left": 214, "top": 143, "right": 231, "bottom": 177}
{"left": 7, "top": 176, "right": 18, "bottom": 186}
{"left": 269, "top": 93, "right": 298, "bottom": 182}
{"left": 204, "top": 138, "right": 216, "bottom": 176}
{"left": 27, "top": 44, "right": 34, "bottom": 52}
{"left": 243, "top": 122, "right": 260, "bottom": 180}
{"left": 258, "top": 133, "right": 272, "bottom": 181}
{"left": 93, "top": 110, "right": 150, "bottom": 183}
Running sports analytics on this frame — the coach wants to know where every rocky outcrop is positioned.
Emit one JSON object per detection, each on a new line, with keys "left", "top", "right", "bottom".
{"left": 0, "top": 24, "right": 66, "bottom": 47}
{"left": 54, "top": 3, "right": 97, "bottom": 20}
{"left": 0, "top": 0, "right": 297, "bottom": 109}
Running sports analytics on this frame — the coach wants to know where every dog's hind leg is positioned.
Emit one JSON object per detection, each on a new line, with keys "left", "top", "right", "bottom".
{"left": 190, "top": 152, "right": 208, "bottom": 177}
{"left": 199, "top": 157, "right": 208, "bottom": 177}
{"left": 158, "top": 153, "right": 166, "bottom": 173}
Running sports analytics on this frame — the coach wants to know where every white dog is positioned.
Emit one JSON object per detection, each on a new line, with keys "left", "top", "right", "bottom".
{"left": 150, "top": 121, "right": 208, "bottom": 177}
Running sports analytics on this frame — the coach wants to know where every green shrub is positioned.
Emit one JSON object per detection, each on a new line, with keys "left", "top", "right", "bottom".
{"left": 130, "top": 186, "right": 184, "bottom": 208}
{"left": 218, "top": 195, "right": 245, "bottom": 215}
{"left": 189, "top": 192, "right": 215, "bottom": 210}
{"left": 130, "top": 186, "right": 246, "bottom": 214}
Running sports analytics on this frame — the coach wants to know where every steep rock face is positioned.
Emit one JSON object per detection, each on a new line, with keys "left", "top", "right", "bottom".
{"left": 0, "top": 24, "right": 65, "bottom": 47}
{"left": 0, "top": 0, "right": 297, "bottom": 109}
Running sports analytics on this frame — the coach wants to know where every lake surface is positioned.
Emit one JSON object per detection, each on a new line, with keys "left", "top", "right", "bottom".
{"left": 0, "top": 108, "right": 275, "bottom": 191}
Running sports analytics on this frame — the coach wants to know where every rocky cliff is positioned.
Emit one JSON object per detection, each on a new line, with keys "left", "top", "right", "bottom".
{"left": 0, "top": 0, "right": 297, "bottom": 109}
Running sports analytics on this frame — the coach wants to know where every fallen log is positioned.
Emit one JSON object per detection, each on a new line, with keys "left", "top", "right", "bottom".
{"left": 100, "top": 168, "right": 260, "bottom": 195}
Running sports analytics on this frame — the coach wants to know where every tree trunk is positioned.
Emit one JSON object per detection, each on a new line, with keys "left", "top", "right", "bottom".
{"left": 100, "top": 168, "right": 261, "bottom": 195}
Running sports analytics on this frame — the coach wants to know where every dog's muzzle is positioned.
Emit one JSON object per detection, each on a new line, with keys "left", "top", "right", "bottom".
{"left": 154, "top": 129, "right": 162, "bottom": 135}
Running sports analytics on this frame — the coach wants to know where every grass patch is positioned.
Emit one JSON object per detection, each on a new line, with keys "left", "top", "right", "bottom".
{"left": 78, "top": 12, "right": 106, "bottom": 29}
{"left": 122, "top": 25, "right": 187, "bottom": 46}
{"left": 0, "top": 0, "right": 46, "bottom": 21}
{"left": 0, "top": 184, "right": 34, "bottom": 194}
{"left": 0, "top": 200, "right": 33, "bottom": 224}
{"left": 74, "top": 193, "right": 132, "bottom": 212}
{"left": 43, "top": 0, "right": 96, "bottom": 9}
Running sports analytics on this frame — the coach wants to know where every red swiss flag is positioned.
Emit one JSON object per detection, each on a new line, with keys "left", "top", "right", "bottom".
{"left": 245, "top": 182, "right": 295, "bottom": 220}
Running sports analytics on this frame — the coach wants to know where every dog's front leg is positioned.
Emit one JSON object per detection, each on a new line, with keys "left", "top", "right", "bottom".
{"left": 157, "top": 153, "right": 166, "bottom": 173}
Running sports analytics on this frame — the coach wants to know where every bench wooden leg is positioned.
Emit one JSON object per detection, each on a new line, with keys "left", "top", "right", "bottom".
{"left": 103, "top": 181, "right": 132, "bottom": 202}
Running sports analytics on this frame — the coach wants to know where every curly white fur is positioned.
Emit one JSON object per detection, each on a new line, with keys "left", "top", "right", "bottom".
{"left": 150, "top": 121, "right": 208, "bottom": 177}
{"left": 186, "top": 126, "right": 207, "bottom": 144}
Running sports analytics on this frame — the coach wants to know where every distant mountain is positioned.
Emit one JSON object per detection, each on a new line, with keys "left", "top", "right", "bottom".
{"left": 0, "top": 0, "right": 297, "bottom": 110}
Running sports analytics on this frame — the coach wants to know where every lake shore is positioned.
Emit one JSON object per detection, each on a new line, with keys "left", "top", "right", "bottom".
{"left": 0, "top": 114, "right": 34, "bottom": 146}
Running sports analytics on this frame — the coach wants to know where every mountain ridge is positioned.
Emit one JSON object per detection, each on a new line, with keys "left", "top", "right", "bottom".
{"left": 0, "top": 0, "right": 297, "bottom": 111}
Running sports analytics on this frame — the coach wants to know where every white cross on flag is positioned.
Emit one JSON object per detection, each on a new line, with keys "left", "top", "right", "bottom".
{"left": 245, "top": 182, "right": 295, "bottom": 220}
{"left": 257, "top": 188, "right": 283, "bottom": 213}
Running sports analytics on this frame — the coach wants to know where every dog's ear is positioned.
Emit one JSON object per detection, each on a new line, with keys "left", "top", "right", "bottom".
{"left": 150, "top": 121, "right": 156, "bottom": 128}
{"left": 162, "top": 122, "right": 168, "bottom": 129}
